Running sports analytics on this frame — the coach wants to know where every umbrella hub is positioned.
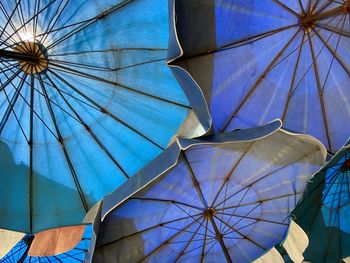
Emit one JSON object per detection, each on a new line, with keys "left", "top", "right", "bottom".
{"left": 204, "top": 207, "right": 217, "bottom": 218}
{"left": 300, "top": 2, "right": 350, "bottom": 31}
{"left": 11, "top": 41, "right": 48, "bottom": 75}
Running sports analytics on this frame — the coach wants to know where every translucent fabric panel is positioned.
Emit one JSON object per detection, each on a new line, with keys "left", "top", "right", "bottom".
{"left": 0, "top": 0, "right": 191, "bottom": 233}
{"left": 92, "top": 121, "right": 326, "bottom": 263}
{"left": 293, "top": 140, "right": 350, "bottom": 262}
{"left": 168, "top": 0, "right": 350, "bottom": 153}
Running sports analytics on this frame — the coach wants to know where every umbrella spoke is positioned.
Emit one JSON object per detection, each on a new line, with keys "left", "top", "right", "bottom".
{"left": 182, "top": 152, "right": 208, "bottom": 208}
{"left": 37, "top": 74, "right": 89, "bottom": 212}
{"left": 49, "top": 62, "right": 190, "bottom": 109}
{"left": 307, "top": 30, "right": 333, "bottom": 151}
{"left": 0, "top": 0, "right": 58, "bottom": 46}
{"left": 216, "top": 211, "right": 289, "bottom": 227}
{"left": 221, "top": 29, "right": 301, "bottom": 132}
{"left": 130, "top": 197, "right": 204, "bottom": 211}
{"left": 213, "top": 214, "right": 267, "bottom": 251}
{"left": 44, "top": 72, "right": 130, "bottom": 179}
{"left": 215, "top": 147, "right": 320, "bottom": 208}
{"left": 39, "top": 0, "right": 69, "bottom": 44}
{"left": 317, "top": 23, "right": 350, "bottom": 38}
{"left": 282, "top": 32, "right": 306, "bottom": 122}
{"left": 173, "top": 218, "right": 208, "bottom": 263}
{"left": 0, "top": 0, "right": 21, "bottom": 41}
{"left": 211, "top": 141, "right": 255, "bottom": 208}
{"left": 200, "top": 218, "right": 209, "bottom": 263}
{"left": 47, "top": 69, "right": 166, "bottom": 150}
{"left": 101, "top": 213, "right": 203, "bottom": 248}
{"left": 217, "top": 192, "right": 303, "bottom": 212}
{"left": 0, "top": 67, "right": 29, "bottom": 143}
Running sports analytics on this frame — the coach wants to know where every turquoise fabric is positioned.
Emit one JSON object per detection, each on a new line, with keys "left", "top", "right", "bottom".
{"left": 0, "top": 0, "right": 190, "bottom": 233}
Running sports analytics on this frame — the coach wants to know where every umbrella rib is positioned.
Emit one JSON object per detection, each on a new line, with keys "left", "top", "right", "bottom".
{"left": 174, "top": 218, "right": 207, "bottom": 263}
{"left": 37, "top": 74, "right": 89, "bottom": 212}
{"left": 316, "top": 23, "right": 350, "bottom": 38}
{"left": 322, "top": 171, "right": 345, "bottom": 261}
{"left": 293, "top": 168, "right": 341, "bottom": 227}
{"left": 0, "top": 2, "right": 26, "bottom": 45}
{"left": 200, "top": 218, "right": 209, "bottom": 263}
{"left": 271, "top": 0, "right": 301, "bottom": 18}
{"left": 137, "top": 218, "right": 203, "bottom": 262}
{"left": 208, "top": 215, "right": 232, "bottom": 263}
{"left": 289, "top": 14, "right": 345, "bottom": 96}
{"left": 182, "top": 152, "right": 208, "bottom": 208}
{"left": 220, "top": 29, "right": 301, "bottom": 132}
{"left": 50, "top": 56, "right": 166, "bottom": 72}
{"left": 48, "top": 48, "right": 167, "bottom": 57}
{"left": 217, "top": 191, "right": 303, "bottom": 212}
{"left": 44, "top": 72, "right": 130, "bottom": 178}
{"left": 46, "top": 0, "right": 135, "bottom": 51}
{"left": 0, "top": 68, "right": 29, "bottom": 143}
{"left": 298, "top": 0, "right": 305, "bottom": 14}
{"left": 307, "top": 30, "right": 333, "bottom": 152}
{"left": 39, "top": 0, "right": 70, "bottom": 44}
{"left": 214, "top": 147, "right": 320, "bottom": 208}
{"left": 223, "top": 201, "right": 260, "bottom": 235}
{"left": 221, "top": 187, "right": 251, "bottom": 234}
{"left": 172, "top": 202, "right": 216, "bottom": 236}
{"left": 0, "top": 63, "right": 60, "bottom": 140}
{"left": 317, "top": 15, "right": 347, "bottom": 94}
{"left": 216, "top": 211, "right": 289, "bottom": 226}
{"left": 49, "top": 62, "right": 190, "bottom": 110}
{"left": 161, "top": 223, "right": 215, "bottom": 239}
{"left": 99, "top": 213, "right": 203, "bottom": 247}
{"left": 0, "top": 0, "right": 21, "bottom": 41}
{"left": 281, "top": 32, "right": 305, "bottom": 122}
{"left": 0, "top": 62, "right": 84, "bottom": 124}
{"left": 214, "top": 214, "right": 267, "bottom": 251}
{"left": 0, "top": 0, "right": 58, "bottom": 46}
{"left": 211, "top": 142, "right": 255, "bottom": 208}
{"left": 313, "top": 25, "right": 350, "bottom": 76}
{"left": 130, "top": 197, "right": 204, "bottom": 211}
{"left": 47, "top": 69, "right": 166, "bottom": 150}
{"left": 0, "top": 66, "right": 21, "bottom": 91}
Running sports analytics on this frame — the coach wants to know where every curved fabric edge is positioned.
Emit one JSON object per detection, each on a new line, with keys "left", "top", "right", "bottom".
{"left": 253, "top": 247, "right": 284, "bottom": 263}
{"left": 166, "top": 0, "right": 212, "bottom": 135}
{"left": 101, "top": 119, "right": 282, "bottom": 219}
{"left": 169, "top": 65, "right": 213, "bottom": 135}
{"left": 167, "top": 0, "right": 183, "bottom": 62}
{"left": 0, "top": 229, "right": 25, "bottom": 258}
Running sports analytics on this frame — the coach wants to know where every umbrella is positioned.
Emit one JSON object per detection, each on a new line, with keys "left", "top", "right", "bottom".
{"left": 168, "top": 0, "right": 350, "bottom": 153}
{"left": 0, "top": 0, "right": 196, "bottom": 234}
{"left": 292, "top": 140, "right": 350, "bottom": 262}
{"left": 90, "top": 120, "right": 326, "bottom": 263}
{"left": 1, "top": 225, "right": 92, "bottom": 262}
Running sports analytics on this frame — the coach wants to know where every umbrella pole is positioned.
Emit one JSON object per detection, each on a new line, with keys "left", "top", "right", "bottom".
{"left": 301, "top": 1, "right": 350, "bottom": 26}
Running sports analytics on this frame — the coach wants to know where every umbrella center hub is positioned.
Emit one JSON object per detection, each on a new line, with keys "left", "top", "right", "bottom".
{"left": 204, "top": 207, "right": 217, "bottom": 218}
{"left": 12, "top": 41, "right": 48, "bottom": 75}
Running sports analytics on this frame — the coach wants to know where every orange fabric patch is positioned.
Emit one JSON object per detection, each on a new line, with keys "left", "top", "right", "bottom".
{"left": 28, "top": 225, "right": 86, "bottom": 256}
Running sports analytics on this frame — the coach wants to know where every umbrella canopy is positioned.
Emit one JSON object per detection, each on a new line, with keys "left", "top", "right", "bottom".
{"left": 0, "top": 0, "right": 194, "bottom": 234}
{"left": 90, "top": 120, "right": 326, "bottom": 263}
{"left": 1, "top": 225, "right": 92, "bottom": 262}
{"left": 292, "top": 140, "right": 350, "bottom": 262}
{"left": 168, "top": 0, "right": 350, "bottom": 153}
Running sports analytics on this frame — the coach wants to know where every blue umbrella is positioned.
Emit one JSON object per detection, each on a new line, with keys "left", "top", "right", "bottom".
{"left": 0, "top": 0, "right": 193, "bottom": 234}
{"left": 168, "top": 0, "right": 350, "bottom": 153}
{"left": 1, "top": 225, "right": 92, "bottom": 262}
{"left": 90, "top": 120, "right": 326, "bottom": 263}
{"left": 292, "top": 140, "right": 350, "bottom": 262}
